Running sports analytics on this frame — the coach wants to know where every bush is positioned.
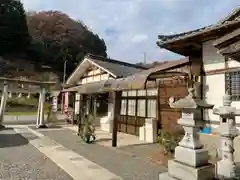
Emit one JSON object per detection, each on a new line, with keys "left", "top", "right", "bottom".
{"left": 77, "top": 114, "right": 96, "bottom": 143}
{"left": 158, "top": 129, "right": 183, "bottom": 154}
{"left": 157, "top": 122, "right": 184, "bottom": 155}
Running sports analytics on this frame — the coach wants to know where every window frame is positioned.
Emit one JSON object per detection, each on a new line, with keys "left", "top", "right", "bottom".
{"left": 120, "top": 89, "right": 157, "bottom": 117}
{"left": 225, "top": 71, "right": 240, "bottom": 101}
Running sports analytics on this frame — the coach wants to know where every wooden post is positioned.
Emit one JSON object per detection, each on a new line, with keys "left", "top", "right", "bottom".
{"left": 93, "top": 95, "right": 97, "bottom": 118}
{"left": 0, "top": 81, "right": 8, "bottom": 128}
{"left": 8, "top": 92, "right": 12, "bottom": 98}
{"left": 112, "top": 91, "right": 121, "bottom": 147}
{"left": 86, "top": 96, "right": 90, "bottom": 115}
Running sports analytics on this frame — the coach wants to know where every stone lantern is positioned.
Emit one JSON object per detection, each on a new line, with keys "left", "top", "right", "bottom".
{"left": 213, "top": 92, "right": 239, "bottom": 179}
{"left": 159, "top": 88, "right": 215, "bottom": 180}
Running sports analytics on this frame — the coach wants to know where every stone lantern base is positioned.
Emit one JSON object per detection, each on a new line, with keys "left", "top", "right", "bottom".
{"left": 159, "top": 160, "right": 215, "bottom": 180}
{"left": 217, "top": 161, "right": 238, "bottom": 179}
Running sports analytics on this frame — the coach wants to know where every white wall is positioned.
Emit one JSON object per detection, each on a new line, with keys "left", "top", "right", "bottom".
{"left": 202, "top": 40, "right": 240, "bottom": 125}
{"left": 78, "top": 68, "right": 109, "bottom": 84}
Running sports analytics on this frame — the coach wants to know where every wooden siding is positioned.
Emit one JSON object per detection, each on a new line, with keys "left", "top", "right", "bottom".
{"left": 78, "top": 65, "right": 111, "bottom": 85}
{"left": 158, "top": 78, "right": 188, "bottom": 131}
{"left": 117, "top": 63, "right": 189, "bottom": 136}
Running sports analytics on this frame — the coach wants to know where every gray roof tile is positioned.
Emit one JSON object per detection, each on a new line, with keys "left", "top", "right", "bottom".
{"left": 87, "top": 54, "right": 146, "bottom": 78}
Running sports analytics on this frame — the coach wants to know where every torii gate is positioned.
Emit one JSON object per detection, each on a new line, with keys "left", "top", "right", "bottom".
{"left": 0, "top": 77, "right": 56, "bottom": 129}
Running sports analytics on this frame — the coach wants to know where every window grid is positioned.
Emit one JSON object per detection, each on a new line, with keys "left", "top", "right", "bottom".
{"left": 147, "top": 99, "right": 157, "bottom": 118}
{"left": 137, "top": 100, "right": 146, "bottom": 117}
{"left": 120, "top": 89, "right": 157, "bottom": 117}
{"left": 225, "top": 71, "right": 240, "bottom": 101}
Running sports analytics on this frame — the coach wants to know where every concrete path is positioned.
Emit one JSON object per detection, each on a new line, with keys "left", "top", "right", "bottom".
{"left": 30, "top": 126, "right": 166, "bottom": 180}
{"left": 0, "top": 127, "right": 73, "bottom": 180}
{"left": 64, "top": 125, "right": 147, "bottom": 148}
{"left": 12, "top": 125, "right": 123, "bottom": 180}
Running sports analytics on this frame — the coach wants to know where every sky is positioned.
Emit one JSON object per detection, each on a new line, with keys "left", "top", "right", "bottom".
{"left": 21, "top": 0, "right": 239, "bottom": 64}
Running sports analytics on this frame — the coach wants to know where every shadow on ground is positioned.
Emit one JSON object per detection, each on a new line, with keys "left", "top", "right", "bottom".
{"left": 95, "top": 138, "right": 112, "bottom": 142}
{"left": 0, "top": 127, "right": 29, "bottom": 148}
{"left": 29, "top": 125, "right": 63, "bottom": 130}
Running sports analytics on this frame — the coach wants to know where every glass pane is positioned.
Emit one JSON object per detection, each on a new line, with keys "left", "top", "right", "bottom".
{"left": 75, "top": 93, "right": 81, "bottom": 101}
{"left": 137, "top": 100, "right": 146, "bottom": 117}
{"left": 122, "top": 91, "right": 128, "bottom": 97}
{"left": 120, "top": 100, "right": 127, "bottom": 115}
{"left": 137, "top": 90, "right": 146, "bottom": 96}
{"left": 128, "top": 100, "right": 136, "bottom": 116}
{"left": 147, "top": 88, "right": 158, "bottom": 96}
{"left": 128, "top": 90, "right": 137, "bottom": 96}
{"left": 227, "top": 71, "right": 240, "bottom": 100}
{"left": 147, "top": 100, "right": 156, "bottom": 118}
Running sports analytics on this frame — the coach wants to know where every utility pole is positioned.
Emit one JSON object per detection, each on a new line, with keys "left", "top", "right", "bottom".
{"left": 143, "top": 52, "right": 147, "bottom": 64}
{"left": 61, "top": 60, "right": 67, "bottom": 114}
{"left": 63, "top": 60, "right": 67, "bottom": 84}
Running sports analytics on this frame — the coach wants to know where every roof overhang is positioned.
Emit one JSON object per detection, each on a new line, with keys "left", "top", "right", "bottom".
{"left": 157, "top": 20, "right": 240, "bottom": 56}
{"left": 111, "top": 72, "right": 188, "bottom": 91}
{"left": 62, "top": 80, "right": 111, "bottom": 94}
{"left": 62, "top": 59, "right": 190, "bottom": 93}
{"left": 213, "top": 27, "right": 240, "bottom": 60}
{"left": 62, "top": 71, "right": 189, "bottom": 93}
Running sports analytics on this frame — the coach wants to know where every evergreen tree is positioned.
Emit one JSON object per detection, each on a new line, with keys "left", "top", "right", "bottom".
{"left": 0, "top": 0, "right": 30, "bottom": 55}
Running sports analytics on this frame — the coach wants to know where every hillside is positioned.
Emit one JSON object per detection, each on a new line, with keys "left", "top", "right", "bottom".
{"left": 0, "top": 9, "right": 107, "bottom": 84}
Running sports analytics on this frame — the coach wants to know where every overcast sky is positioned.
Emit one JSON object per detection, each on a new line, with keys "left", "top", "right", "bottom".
{"left": 21, "top": 0, "right": 239, "bottom": 63}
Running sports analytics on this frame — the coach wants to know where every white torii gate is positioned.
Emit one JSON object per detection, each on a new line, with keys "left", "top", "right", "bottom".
{"left": 0, "top": 77, "right": 56, "bottom": 129}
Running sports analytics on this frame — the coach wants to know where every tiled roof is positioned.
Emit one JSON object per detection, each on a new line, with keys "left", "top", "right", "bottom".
{"left": 158, "top": 7, "right": 240, "bottom": 45}
{"left": 110, "top": 58, "right": 189, "bottom": 90}
{"left": 87, "top": 54, "right": 147, "bottom": 78}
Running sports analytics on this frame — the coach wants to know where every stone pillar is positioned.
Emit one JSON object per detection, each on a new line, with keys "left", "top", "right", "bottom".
{"left": 37, "top": 87, "right": 47, "bottom": 128}
{"left": 36, "top": 91, "right": 42, "bottom": 126}
{"left": 159, "top": 88, "right": 215, "bottom": 180}
{"left": 213, "top": 93, "right": 239, "bottom": 179}
{"left": 18, "top": 92, "right": 22, "bottom": 98}
{"left": 145, "top": 118, "right": 157, "bottom": 143}
{"left": 0, "top": 82, "right": 8, "bottom": 129}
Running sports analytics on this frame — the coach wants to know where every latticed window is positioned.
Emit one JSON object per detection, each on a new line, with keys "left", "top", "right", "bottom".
{"left": 225, "top": 71, "right": 240, "bottom": 100}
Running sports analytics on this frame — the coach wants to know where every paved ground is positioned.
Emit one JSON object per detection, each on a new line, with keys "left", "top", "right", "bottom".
{"left": 0, "top": 127, "right": 73, "bottom": 180}
{"left": 30, "top": 126, "right": 167, "bottom": 180}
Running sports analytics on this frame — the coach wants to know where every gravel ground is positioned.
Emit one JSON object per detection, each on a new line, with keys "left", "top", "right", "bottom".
{"left": 0, "top": 128, "right": 73, "bottom": 180}
{"left": 33, "top": 127, "right": 167, "bottom": 180}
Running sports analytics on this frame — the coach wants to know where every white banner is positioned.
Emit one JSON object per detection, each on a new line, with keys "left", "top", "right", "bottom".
{"left": 52, "top": 96, "right": 58, "bottom": 112}
{"left": 75, "top": 93, "right": 80, "bottom": 114}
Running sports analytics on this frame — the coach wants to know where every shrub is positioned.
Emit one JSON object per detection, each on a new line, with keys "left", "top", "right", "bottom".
{"left": 78, "top": 114, "right": 96, "bottom": 143}
{"left": 157, "top": 122, "right": 184, "bottom": 155}
{"left": 158, "top": 129, "right": 183, "bottom": 155}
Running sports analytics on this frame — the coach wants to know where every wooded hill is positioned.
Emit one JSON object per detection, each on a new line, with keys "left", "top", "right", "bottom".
{"left": 0, "top": 0, "right": 107, "bottom": 82}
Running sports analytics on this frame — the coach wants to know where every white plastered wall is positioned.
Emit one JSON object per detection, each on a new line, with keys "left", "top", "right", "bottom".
{"left": 203, "top": 40, "right": 240, "bottom": 128}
